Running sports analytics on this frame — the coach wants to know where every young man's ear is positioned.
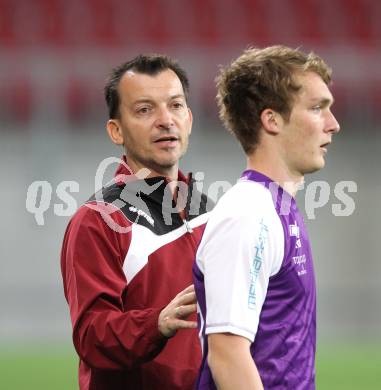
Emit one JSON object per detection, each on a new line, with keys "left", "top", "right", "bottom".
{"left": 260, "top": 109, "right": 281, "bottom": 135}
{"left": 106, "top": 119, "right": 124, "bottom": 145}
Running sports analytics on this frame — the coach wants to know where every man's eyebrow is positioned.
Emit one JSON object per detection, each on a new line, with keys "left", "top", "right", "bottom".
{"left": 169, "top": 94, "right": 186, "bottom": 100}
{"left": 132, "top": 98, "right": 153, "bottom": 104}
{"left": 310, "top": 97, "right": 334, "bottom": 107}
{"left": 132, "top": 97, "right": 162, "bottom": 105}
{"left": 131, "top": 94, "right": 186, "bottom": 105}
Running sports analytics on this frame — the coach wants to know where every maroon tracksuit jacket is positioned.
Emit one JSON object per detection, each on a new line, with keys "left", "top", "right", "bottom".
{"left": 61, "top": 158, "right": 210, "bottom": 389}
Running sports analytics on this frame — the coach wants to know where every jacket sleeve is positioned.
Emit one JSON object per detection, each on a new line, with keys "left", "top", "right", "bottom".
{"left": 61, "top": 203, "right": 167, "bottom": 370}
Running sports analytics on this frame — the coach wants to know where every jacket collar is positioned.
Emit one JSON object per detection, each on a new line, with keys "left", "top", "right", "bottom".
{"left": 114, "top": 155, "right": 190, "bottom": 185}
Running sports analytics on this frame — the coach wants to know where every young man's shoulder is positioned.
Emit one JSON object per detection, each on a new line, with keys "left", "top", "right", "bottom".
{"left": 212, "top": 178, "right": 274, "bottom": 218}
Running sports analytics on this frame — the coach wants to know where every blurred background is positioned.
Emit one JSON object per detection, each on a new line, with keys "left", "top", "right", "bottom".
{"left": 1, "top": 0, "right": 380, "bottom": 388}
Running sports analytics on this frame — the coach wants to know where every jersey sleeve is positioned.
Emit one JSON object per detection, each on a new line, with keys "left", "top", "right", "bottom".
{"left": 199, "top": 189, "right": 284, "bottom": 342}
{"left": 61, "top": 203, "right": 167, "bottom": 370}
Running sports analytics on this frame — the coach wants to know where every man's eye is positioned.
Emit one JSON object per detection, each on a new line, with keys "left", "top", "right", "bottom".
{"left": 172, "top": 102, "right": 184, "bottom": 109}
{"left": 137, "top": 107, "right": 150, "bottom": 114}
{"left": 312, "top": 106, "right": 321, "bottom": 113}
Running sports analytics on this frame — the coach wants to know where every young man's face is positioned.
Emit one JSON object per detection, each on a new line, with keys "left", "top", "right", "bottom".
{"left": 280, "top": 71, "right": 340, "bottom": 176}
{"left": 112, "top": 69, "right": 192, "bottom": 178}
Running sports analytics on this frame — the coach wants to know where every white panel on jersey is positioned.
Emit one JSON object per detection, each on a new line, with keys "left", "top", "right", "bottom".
{"left": 196, "top": 180, "right": 284, "bottom": 342}
{"left": 123, "top": 212, "right": 209, "bottom": 284}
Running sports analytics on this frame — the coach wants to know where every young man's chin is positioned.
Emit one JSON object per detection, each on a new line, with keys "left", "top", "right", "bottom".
{"left": 305, "top": 160, "right": 325, "bottom": 175}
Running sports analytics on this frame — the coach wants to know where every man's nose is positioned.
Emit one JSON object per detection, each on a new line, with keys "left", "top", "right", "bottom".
{"left": 326, "top": 110, "right": 340, "bottom": 134}
{"left": 155, "top": 107, "right": 174, "bottom": 129}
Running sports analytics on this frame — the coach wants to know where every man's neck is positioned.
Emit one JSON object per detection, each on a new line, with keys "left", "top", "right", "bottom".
{"left": 125, "top": 157, "right": 178, "bottom": 181}
{"left": 246, "top": 152, "right": 304, "bottom": 197}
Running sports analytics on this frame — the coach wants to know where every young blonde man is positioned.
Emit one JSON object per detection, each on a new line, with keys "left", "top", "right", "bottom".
{"left": 194, "top": 46, "right": 340, "bottom": 389}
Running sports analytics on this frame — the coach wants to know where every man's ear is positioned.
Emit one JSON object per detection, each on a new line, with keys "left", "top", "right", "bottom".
{"left": 106, "top": 119, "right": 124, "bottom": 145}
{"left": 260, "top": 109, "right": 281, "bottom": 135}
{"left": 187, "top": 108, "right": 193, "bottom": 135}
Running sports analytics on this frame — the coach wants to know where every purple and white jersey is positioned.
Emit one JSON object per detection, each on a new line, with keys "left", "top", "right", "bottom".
{"left": 193, "top": 170, "right": 316, "bottom": 390}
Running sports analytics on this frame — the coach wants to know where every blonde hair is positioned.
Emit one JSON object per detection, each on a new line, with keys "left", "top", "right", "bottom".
{"left": 216, "top": 45, "right": 332, "bottom": 154}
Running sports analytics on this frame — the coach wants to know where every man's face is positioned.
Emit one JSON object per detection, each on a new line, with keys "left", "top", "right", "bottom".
{"left": 280, "top": 71, "right": 340, "bottom": 176}
{"left": 114, "top": 69, "right": 192, "bottom": 178}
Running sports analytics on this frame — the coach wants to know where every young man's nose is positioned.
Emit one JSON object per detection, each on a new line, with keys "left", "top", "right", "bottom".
{"left": 326, "top": 110, "right": 340, "bottom": 134}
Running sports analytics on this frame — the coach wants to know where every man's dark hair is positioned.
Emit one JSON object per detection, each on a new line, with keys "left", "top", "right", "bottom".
{"left": 104, "top": 54, "right": 190, "bottom": 119}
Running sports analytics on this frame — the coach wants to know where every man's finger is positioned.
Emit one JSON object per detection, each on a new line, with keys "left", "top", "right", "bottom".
{"left": 173, "top": 319, "right": 197, "bottom": 330}
{"left": 177, "top": 291, "right": 196, "bottom": 305}
{"left": 176, "top": 303, "right": 197, "bottom": 318}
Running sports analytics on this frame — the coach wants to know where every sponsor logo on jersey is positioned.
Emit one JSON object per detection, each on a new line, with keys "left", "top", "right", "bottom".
{"left": 293, "top": 254, "right": 307, "bottom": 276}
{"left": 129, "top": 206, "right": 155, "bottom": 226}
{"left": 248, "top": 219, "right": 268, "bottom": 309}
{"left": 289, "top": 221, "right": 302, "bottom": 249}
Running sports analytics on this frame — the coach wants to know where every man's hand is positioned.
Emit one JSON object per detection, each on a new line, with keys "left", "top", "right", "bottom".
{"left": 158, "top": 284, "right": 198, "bottom": 338}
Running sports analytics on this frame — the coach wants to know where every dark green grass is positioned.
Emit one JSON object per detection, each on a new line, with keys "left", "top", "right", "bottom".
{"left": 0, "top": 343, "right": 380, "bottom": 389}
